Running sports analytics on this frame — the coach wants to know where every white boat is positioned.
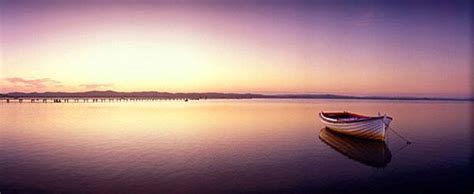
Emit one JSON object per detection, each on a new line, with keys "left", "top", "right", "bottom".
{"left": 319, "top": 111, "right": 392, "bottom": 141}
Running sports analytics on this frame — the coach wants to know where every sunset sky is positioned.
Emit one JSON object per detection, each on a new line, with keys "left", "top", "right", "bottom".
{"left": 0, "top": 0, "right": 472, "bottom": 98}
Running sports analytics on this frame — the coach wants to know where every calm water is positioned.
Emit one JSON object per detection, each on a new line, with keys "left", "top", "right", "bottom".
{"left": 0, "top": 99, "right": 472, "bottom": 193}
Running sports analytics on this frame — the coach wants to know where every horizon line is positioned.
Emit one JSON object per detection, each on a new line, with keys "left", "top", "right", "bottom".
{"left": 1, "top": 90, "right": 472, "bottom": 101}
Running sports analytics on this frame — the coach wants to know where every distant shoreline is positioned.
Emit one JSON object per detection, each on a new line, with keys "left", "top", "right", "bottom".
{"left": 0, "top": 91, "right": 472, "bottom": 102}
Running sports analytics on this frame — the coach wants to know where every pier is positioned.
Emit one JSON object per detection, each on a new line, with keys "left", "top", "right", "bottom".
{"left": 0, "top": 97, "right": 196, "bottom": 103}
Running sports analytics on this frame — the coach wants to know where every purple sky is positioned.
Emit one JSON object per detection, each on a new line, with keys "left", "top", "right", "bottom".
{"left": 0, "top": 0, "right": 472, "bottom": 97}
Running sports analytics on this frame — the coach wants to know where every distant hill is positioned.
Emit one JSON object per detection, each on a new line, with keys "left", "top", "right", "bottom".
{"left": 1, "top": 90, "right": 472, "bottom": 101}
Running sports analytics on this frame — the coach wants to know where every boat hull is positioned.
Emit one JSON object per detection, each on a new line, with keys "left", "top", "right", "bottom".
{"left": 319, "top": 112, "right": 392, "bottom": 141}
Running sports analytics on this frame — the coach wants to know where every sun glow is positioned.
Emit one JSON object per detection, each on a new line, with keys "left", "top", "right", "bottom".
{"left": 5, "top": 30, "right": 224, "bottom": 91}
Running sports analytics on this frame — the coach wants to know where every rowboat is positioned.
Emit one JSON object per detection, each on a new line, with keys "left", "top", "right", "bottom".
{"left": 319, "top": 111, "right": 392, "bottom": 141}
{"left": 319, "top": 127, "right": 391, "bottom": 168}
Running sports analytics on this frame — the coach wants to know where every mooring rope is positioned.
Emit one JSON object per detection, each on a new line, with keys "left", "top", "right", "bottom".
{"left": 391, "top": 141, "right": 411, "bottom": 157}
{"left": 387, "top": 125, "right": 412, "bottom": 144}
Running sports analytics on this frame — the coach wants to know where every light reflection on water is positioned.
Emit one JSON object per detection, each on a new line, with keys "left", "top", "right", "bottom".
{"left": 0, "top": 99, "right": 472, "bottom": 193}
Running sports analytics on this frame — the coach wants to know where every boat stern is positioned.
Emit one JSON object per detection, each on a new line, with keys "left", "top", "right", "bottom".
{"left": 383, "top": 115, "right": 392, "bottom": 128}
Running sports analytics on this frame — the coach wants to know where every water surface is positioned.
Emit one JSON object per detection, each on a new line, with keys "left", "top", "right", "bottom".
{"left": 0, "top": 99, "right": 472, "bottom": 193}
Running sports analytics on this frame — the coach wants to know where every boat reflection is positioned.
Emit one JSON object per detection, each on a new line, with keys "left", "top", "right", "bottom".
{"left": 319, "top": 127, "right": 392, "bottom": 168}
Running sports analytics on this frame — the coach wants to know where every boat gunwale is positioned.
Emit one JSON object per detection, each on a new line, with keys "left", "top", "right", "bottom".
{"left": 319, "top": 111, "right": 392, "bottom": 124}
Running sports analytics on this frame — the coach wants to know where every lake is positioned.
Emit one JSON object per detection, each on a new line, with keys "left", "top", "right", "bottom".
{"left": 0, "top": 99, "right": 472, "bottom": 193}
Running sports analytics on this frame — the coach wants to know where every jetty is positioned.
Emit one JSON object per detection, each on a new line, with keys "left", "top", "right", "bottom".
{"left": 0, "top": 90, "right": 471, "bottom": 103}
{"left": 0, "top": 97, "right": 198, "bottom": 103}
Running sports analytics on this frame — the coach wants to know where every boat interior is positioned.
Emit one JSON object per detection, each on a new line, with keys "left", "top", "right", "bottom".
{"left": 322, "top": 112, "right": 370, "bottom": 119}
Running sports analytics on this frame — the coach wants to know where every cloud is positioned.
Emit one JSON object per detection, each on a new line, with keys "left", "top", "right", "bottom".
{"left": 1, "top": 77, "right": 63, "bottom": 92}
{"left": 0, "top": 77, "right": 115, "bottom": 92}
{"left": 5, "top": 77, "right": 61, "bottom": 88}
{"left": 80, "top": 83, "right": 114, "bottom": 90}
